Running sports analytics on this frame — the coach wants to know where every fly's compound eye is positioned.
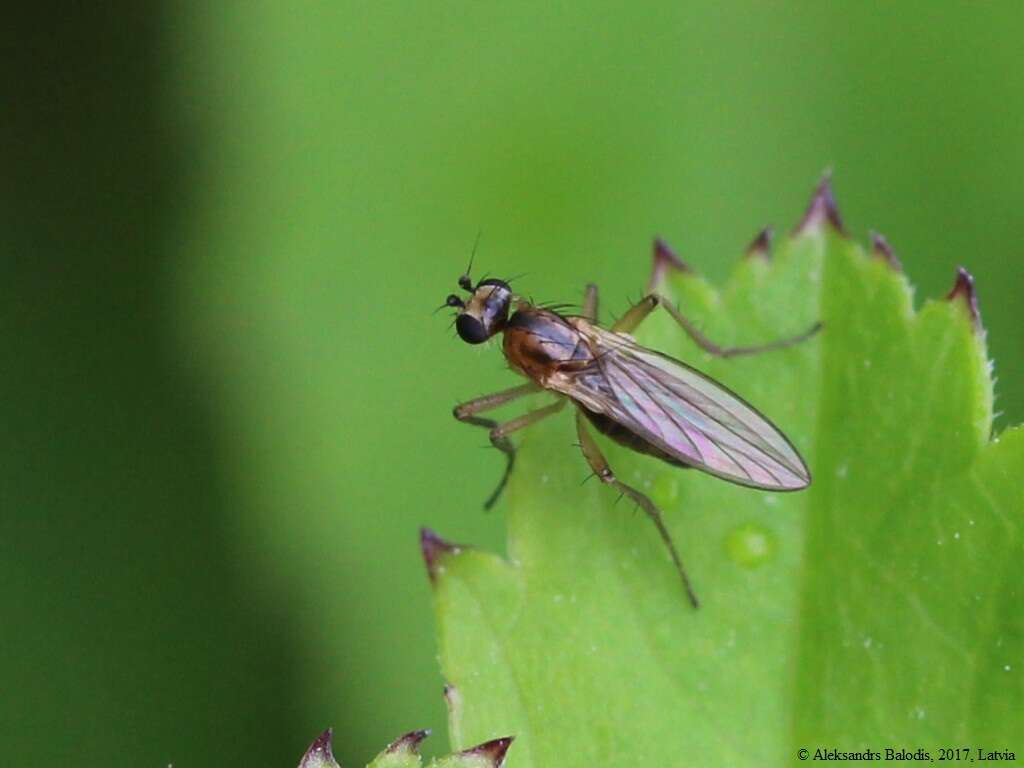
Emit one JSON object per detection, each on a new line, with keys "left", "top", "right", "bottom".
{"left": 458, "top": 275, "right": 473, "bottom": 291}
{"left": 456, "top": 314, "right": 489, "bottom": 344}
{"left": 445, "top": 294, "right": 465, "bottom": 308}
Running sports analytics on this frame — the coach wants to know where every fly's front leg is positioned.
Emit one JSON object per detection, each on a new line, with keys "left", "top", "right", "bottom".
{"left": 574, "top": 409, "right": 699, "bottom": 608}
{"left": 453, "top": 383, "right": 561, "bottom": 509}
{"left": 582, "top": 283, "right": 599, "bottom": 323}
{"left": 484, "top": 398, "right": 567, "bottom": 504}
{"left": 613, "top": 294, "right": 821, "bottom": 358}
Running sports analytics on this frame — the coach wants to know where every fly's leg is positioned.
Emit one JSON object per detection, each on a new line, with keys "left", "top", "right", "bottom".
{"left": 479, "top": 399, "right": 569, "bottom": 507}
{"left": 582, "top": 283, "right": 599, "bottom": 323}
{"left": 453, "top": 383, "right": 562, "bottom": 509}
{"left": 574, "top": 409, "right": 699, "bottom": 608}
{"left": 613, "top": 294, "right": 821, "bottom": 358}
{"left": 611, "top": 295, "right": 658, "bottom": 333}
{"left": 453, "top": 382, "right": 540, "bottom": 423}
{"left": 479, "top": 399, "right": 566, "bottom": 509}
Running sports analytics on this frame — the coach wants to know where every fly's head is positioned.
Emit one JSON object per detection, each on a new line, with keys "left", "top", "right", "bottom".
{"left": 443, "top": 277, "right": 512, "bottom": 344}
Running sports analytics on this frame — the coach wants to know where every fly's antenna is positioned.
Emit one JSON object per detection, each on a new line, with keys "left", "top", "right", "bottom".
{"left": 459, "top": 230, "right": 482, "bottom": 291}
{"left": 434, "top": 294, "right": 465, "bottom": 315}
{"left": 468, "top": 230, "right": 482, "bottom": 274}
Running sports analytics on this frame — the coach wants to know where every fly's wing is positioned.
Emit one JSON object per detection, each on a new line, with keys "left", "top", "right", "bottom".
{"left": 553, "top": 325, "right": 810, "bottom": 490}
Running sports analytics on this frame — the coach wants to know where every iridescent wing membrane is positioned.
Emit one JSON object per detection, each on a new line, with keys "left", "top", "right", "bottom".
{"left": 556, "top": 324, "right": 810, "bottom": 490}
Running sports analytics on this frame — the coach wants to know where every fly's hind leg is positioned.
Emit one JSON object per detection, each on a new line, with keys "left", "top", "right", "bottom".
{"left": 574, "top": 409, "right": 699, "bottom": 608}
{"left": 614, "top": 294, "right": 820, "bottom": 358}
{"left": 582, "top": 283, "right": 599, "bottom": 323}
{"left": 454, "top": 383, "right": 564, "bottom": 509}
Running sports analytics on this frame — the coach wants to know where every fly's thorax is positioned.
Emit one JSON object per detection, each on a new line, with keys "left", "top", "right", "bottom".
{"left": 503, "top": 309, "right": 594, "bottom": 383}
{"left": 455, "top": 279, "right": 513, "bottom": 344}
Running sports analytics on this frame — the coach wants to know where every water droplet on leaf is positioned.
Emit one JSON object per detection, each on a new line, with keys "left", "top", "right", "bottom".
{"left": 651, "top": 474, "right": 680, "bottom": 508}
{"left": 725, "top": 523, "right": 776, "bottom": 568}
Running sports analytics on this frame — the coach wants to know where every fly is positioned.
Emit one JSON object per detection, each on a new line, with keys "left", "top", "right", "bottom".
{"left": 442, "top": 241, "right": 820, "bottom": 608}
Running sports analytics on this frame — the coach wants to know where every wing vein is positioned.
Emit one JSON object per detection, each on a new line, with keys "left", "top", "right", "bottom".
{"left": 647, "top": 358, "right": 794, "bottom": 470}
{"left": 646, "top": 367, "right": 789, "bottom": 484}
{"left": 601, "top": 353, "right": 703, "bottom": 463}
{"left": 619, "top": 358, "right": 762, "bottom": 483}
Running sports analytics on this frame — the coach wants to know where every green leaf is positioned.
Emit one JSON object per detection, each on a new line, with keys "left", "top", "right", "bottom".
{"left": 297, "top": 728, "right": 513, "bottom": 768}
{"left": 426, "top": 179, "right": 1023, "bottom": 765}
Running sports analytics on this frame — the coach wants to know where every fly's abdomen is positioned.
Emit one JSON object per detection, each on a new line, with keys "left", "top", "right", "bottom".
{"left": 582, "top": 409, "right": 690, "bottom": 469}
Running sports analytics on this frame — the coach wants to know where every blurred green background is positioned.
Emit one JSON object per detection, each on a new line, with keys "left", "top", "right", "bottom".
{"left": 4, "top": 2, "right": 1022, "bottom": 765}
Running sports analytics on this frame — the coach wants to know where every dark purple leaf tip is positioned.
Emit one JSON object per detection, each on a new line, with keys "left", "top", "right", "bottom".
{"left": 459, "top": 736, "right": 515, "bottom": 767}
{"left": 299, "top": 728, "right": 337, "bottom": 768}
{"left": 869, "top": 231, "right": 902, "bottom": 271}
{"left": 647, "top": 237, "right": 691, "bottom": 291}
{"left": 420, "top": 527, "right": 462, "bottom": 583}
{"left": 946, "top": 266, "right": 981, "bottom": 327}
{"left": 386, "top": 729, "right": 431, "bottom": 754}
{"left": 745, "top": 226, "right": 774, "bottom": 259}
{"left": 654, "top": 237, "right": 690, "bottom": 271}
{"left": 794, "top": 173, "right": 846, "bottom": 236}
